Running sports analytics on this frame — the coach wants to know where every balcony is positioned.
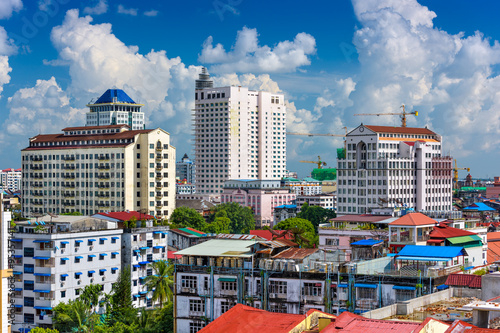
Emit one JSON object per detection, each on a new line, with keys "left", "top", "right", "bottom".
{"left": 97, "top": 174, "right": 111, "bottom": 180}
{"left": 62, "top": 156, "right": 75, "bottom": 161}
{"left": 32, "top": 156, "right": 43, "bottom": 162}
{"left": 97, "top": 164, "right": 111, "bottom": 170}
{"left": 97, "top": 156, "right": 109, "bottom": 161}
{"left": 155, "top": 155, "right": 162, "bottom": 161}
{"left": 156, "top": 146, "right": 162, "bottom": 151}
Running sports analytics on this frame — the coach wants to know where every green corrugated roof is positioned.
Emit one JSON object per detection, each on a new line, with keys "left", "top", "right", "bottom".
{"left": 179, "top": 227, "right": 205, "bottom": 237}
{"left": 447, "top": 235, "right": 483, "bottom": 248}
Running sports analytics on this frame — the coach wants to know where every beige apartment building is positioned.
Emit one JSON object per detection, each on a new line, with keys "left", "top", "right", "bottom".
{"left": 21, "top": 124, "right": 175, "bottom": 219}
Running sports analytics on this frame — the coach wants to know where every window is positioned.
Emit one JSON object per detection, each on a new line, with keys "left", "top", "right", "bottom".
{"left": 75, "top": 257, "right": 81, "bottom": 263}
{"left": 189, "top": 322, "right": 205, "bottom": 333}
{"left": 221, "top": 301, "right": 235, "bottom": 314}
{"left": 303, "top": 282, "right": 321, "bottom": 296}
{"left": 24, "top": 247, "right": 34, "bottom": 257}
{"left": 189, "top": 299, "right": 205, "bottom": 313}
{"left": 181, "top": 275, "right": 197, "bottom": 289}
{"left": 24, "top": 313, "right": 35, "bottom": 324}
{"left": 24, "top": 297, "right": 34, "bottom": 307}
{"left": 111, "top": 237, "right": 117, "bottom": 244}
{"left": 325, "top": 238, "right": 339, "bottom": 246}
{"left": 61, "top": 290, "right": 66, "bottom": 298}
{"left": 60, "top": 258, "right": 67, "bottom": 265}
{"left": 75, "top": 288, "right": 81, "bottom": 296}
{"left": 357, "top": 287, "right": 376, "bottom": 299}
{"left": 220, "top": 281, "right": 237, "bottom": 291}
{"left": 24, "top": 280, "right": 34, "bottom": 291}
{"left": 395, "top": 289, "right": 415, "bottom": 302}
{"left": 269, "top": 302, "right": 287, "bottom": 313}
{"left": 269, "top": 280, "right": 287, "bottom": 294}
{"left": 88, "top": 271, "right": 94, "bottom": 278}
{"left": 24, "top": 264, "right": 34, "bottom": 274}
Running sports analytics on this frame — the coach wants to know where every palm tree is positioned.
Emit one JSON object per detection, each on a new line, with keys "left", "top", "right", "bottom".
{"left": 143, "top": 260, "right": 174, "bottom": 308}
{"left": 80, "top": 284, "right": 103, "bottom": 313}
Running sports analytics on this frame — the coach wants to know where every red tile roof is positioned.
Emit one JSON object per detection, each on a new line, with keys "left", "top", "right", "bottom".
{"left": 322, "top": 311, "right": 421, "bottom": 333}
{"left": 429, "top": 225, "right": 476, "bottom": 239}
{"left": 389, "top": 212, "right": 437, "bottom": 226}
{"left": 250, "top": 229, "right": 294, "bottom": 241}
{"left": 445, "top": 274, "right": 482, "bottom": 288}
{"left": 272, "top": 247, "right": 318, "bottom": 260}
{"left": 197, "top": 303, "right": 308, "bottom": 333}
{"left": 364, "top": 125, "right": 436, "bottom": 135}
{"left": 444, "top": 320, "right": 486, "bottom": 333}
{"left": 95, "top": 211, "right": 154, "bottom": 221}
{"left": 167, "top": 250, "right": 181, "bottom": 260}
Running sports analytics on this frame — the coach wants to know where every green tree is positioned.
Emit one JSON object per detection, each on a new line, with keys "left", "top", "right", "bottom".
{"left": 204, "top": 215, "right": 231, "bottom": 234}
{"left": 209, "top": 202, "right": 255, "bottom": 233}
{"left": 129, "top": 216, "right": 137, "bottom": 228}
{"left": 144, "top": 260, "right": 174, "bottom": 308}
{"left": 297, "top": 202, "right": 336, "bottom": 231}
{"left": 80, "top": 284, "right": 103, "bottom": 312}
{"left": 30, "top": 327, "right": 60, "bottom": 333}
{"left": 274, "top": 217, "right": 316, "bottom": 248}
{"left": 150, "top": 303, "right": 174, "bottom": 333}
{"left": 170, "top": 206, "right": 206, "bottom": 230}
{"left": 52, "top": 299, "right": 91, "bottom": 333}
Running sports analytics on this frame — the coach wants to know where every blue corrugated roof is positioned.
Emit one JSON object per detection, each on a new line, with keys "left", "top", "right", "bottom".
{"left": 463, "top": 202, "right": 496, "bottom": 212}
{"left": 351, "top": 239, "right": 383, "bottom": 246}
{"left": 95, "top": 89, "right": 136, "bottom": 104}
{"left": 275, "top": 204, "right": 297, "bottom": 209}
{"left": 397, "top": 245, "right": 466, "bottom": 258}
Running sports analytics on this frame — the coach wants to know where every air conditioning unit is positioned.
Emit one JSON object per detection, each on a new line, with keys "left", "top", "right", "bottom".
{"left": 90, "top": 278, "right": 94, "bottom": 283}
{"left": 90, "top": 246, "right": 94, "bottom": 250}
{"left": 77, "top": 280, "right": 81, "bottom": 285}
{"left": 181, "top": 287, "right": 190, "bottom": 293}
{"left": 75, "top": 247, "right": 79, "bottom": 252}
{"left": 189, "top": 288, "right": 196, "bottom": 293}
{"left": 269, "top": 293, "right": 277, "bottom": 298}
{"left": 61, "top": 249, "right": 65, "bottom": 254}
{"left": 60, "top": 282, "right": 65, "bottom": 287}
{"left": 102, "top": 277, "right": 105, "bottom": 281}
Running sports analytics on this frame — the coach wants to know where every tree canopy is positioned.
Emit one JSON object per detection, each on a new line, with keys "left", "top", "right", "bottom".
{"left": 169, "top": 206, "right": 206, "bottom": 230}
{"left": 274, "top": 217, "right": 317, "bottom": 248}
{"left": 208, "top": 202, "right": 255, "bottom": 233}
{"left": 297, "top": 202, "right": 336, "bottom": 231}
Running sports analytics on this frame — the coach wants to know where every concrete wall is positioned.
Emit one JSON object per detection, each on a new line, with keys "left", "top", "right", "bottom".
{"left": 481, "top": 272, "right": 500, "bottom": 301}
{"left": 453, "top": 287, "right": 482, "bottom": 299}
{"left": 360, "top": 304, "right": 397, "bottom": 319}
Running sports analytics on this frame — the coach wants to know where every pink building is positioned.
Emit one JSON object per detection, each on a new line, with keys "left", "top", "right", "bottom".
{"left": 221, "top": 179, "right": 295, "bottom": 227}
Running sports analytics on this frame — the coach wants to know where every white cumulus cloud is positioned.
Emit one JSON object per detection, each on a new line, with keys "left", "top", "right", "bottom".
{"left": 0, "top": 0, "right": 22, "bottom": 19}
{"left": 83, "top": 0, "right": 108, "bottom": 15}
{"left": 143, "top": 9, "right": 158, "bottom": 17}
{"left": 117, "top": 4, "right": 137, "bottom": 16}
{"left": 199, "top": 27, "right": 316, "bottom": 74}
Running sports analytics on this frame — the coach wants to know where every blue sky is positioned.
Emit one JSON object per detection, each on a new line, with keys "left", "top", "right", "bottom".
{"left": 1, "top": 0, "right": 500, "bottom": 179}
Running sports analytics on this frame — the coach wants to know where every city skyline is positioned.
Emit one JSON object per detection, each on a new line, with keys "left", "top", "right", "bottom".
{"left": 0, "top": 0, "right": 500, "bottom": 178}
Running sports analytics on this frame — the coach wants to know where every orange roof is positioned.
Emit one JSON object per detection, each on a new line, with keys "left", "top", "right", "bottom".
{"left": 389, "top": 213, "right": 438, "bottom": 226}
{"left": 272, "top": 247, "right": 318, "bottom": 259}
{"left": 429, "top": 225, "right": 476, "bottom": 239}
{"left": 488, "top": 241, "right": 500, "bottom": 263}
{"left": 488, "top": 232, "right": 500, "bottom": 241}
{"left": 322, "top": 311, "right": 421, "bottom": 333}
{"left": 364, "top": 125, "right": 436, "bottom": 135}
{"left": 197, "top": 303, "right": 307, "bottom": 333}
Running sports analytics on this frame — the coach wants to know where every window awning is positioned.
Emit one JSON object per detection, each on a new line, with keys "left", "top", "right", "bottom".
{"left": 153, "top": 246, "right": 165, "bottom": 249}
{"left": 111, "top": 267, "right": 119, "bottom": 271}
{"left": 61, "top": 241, "right": 69, "bottom": 244}
{"left": 34, "top": 306, "right": 52, "bottom": 310}
{"left": 100, "top": 253, "right": 108, "bottom": 256}
{"left": 133, "top": 294, "right": 140, "bottom": 298}
{"left": 88, "top": 254, "right": 96, "bottom": 258}
{"left": 338, "top": 284, "right": 348, "bottom": 288}
{"left": 139, "top": 291, "right": 148, "bottom": 295}
{"left": 140, "top": 247, "right": 149, "bottom": 250}
{"left": 75, "top": 272, "right": 82, "bottom": 276}
{"left": 60, "top": 258, "right": 69, "bottom": 261}
{"left": 111, "top": 252, "right": 119, "bottom": 255}
{"left": 355, "top": 283, "right": 378, "bottom": 289}
{"left": 396, "top": 256, "right": 451, "bottom": 261}
{"left": 10, "top": 238, "right": 22, "bottom": 242}
{"left": 34, "top": 289, "right": 51, "bottom": 293}
{"left": 133, "top": 250, "right": 141, "bottom": 253}
{"left": 33, "top": 240, "right": 50, "bottom": 243}
{"left": 437, "top": 284, "right": 449, "bottom": 290}
{"left": 75, "top": 240, "right": 83, "bottom": 243}
{"left": 88, "top": 239, "right": 96, "bottom": 242}
{"left": 100, "top": 238, "right": 108, "bottom": 241}
{"left": 75, "top": 256, "right": 83, "bottom": 259}
{"left": 133, "top": 264, "right": 140, "bottom": 268}
{"left": 153, "top": 231, "right": 162, "bottom": 234}
{"left": 61, "top": 274, "right": 69, "bottom": 277}
{"left": 33, "top": 273, "right": 51, "bottom": 277}
{"left": 393, "top": 286, "right": 416, "bottom": 291}
{"left": 112, "top": 236, "right": 120, "bottom": 240}
{"left": 100, "top": 269, "right": 107, "bottom": 272}
{"left": 88, "top": 270, "right": 95, "bottom": 274}
{"left": 14, "top": 288, "right": 22, "bottom": 291}
{"left": 139, "top": 276, "right": 147, "bottom": 280}
{"left": 139, "top": 261, "right": 150, "bottom": 265}
{"left": 33, "top": 256, "right": 51, "bottom": 260}
{"left": 218, "top": 277, "right": 237, "bottom": 282}
{"left": 14, "top": 304, "right": 22, "bottom": 308}
{"left": 13, "top": 255, "right": 22, "bottom": 258}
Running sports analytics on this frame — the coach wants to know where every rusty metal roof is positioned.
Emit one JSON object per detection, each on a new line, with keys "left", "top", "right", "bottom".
{"left": 272, "top": 247, "right": 318, "bottom": 260}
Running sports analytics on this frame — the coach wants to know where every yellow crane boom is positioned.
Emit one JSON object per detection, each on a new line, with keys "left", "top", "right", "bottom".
{"left": 287, "top": 127, "right": 348, "bottom": 150}
{"left": 354, "top": 104, "right": 418, "bottom": 127}
{"left": 299, "top": 156, "right": 327, "bottom": 169}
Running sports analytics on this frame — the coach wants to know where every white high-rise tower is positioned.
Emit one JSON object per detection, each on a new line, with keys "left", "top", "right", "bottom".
{"left": 193, "top": 68, "right": 287, "bottom": 194}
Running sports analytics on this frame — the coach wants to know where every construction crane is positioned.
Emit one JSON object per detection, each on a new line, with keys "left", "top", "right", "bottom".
{"left": 287, "top": 127, "right": 348, "bottom": 150}
{"left": 453, "top": 159, "right": 470, "bottom": 190}
{"left": 300, "top": 156, "right": 327, "bottom": 169}
{"left": 354, "top": 104, "right": 418, "bottom": 127}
